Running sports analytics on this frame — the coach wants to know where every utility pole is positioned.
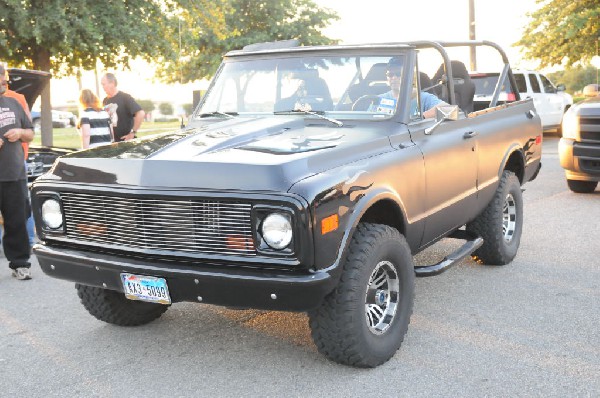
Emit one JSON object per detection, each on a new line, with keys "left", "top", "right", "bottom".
{"left": 469, "top": 0, "right": 477, "bottom": 71}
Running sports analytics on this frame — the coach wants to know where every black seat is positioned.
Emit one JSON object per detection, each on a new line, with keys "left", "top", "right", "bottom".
{"left": 274, "top": 69, "right": 333, "bottom": 112}
{"left": 302, "top": 72, "right": 334, "bottom": 111}
{"left": 344, "top": 63, "right": 390, "bottom": 109}
{"left": 432, "top": 60, "right": 476, "bottom": 113}
{"left": 419, "top": 72, "right": 434, "bottom": 92}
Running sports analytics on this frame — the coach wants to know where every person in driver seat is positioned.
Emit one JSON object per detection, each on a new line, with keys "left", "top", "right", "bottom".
{"left": 374, "top": 57, "right": 447, "bottom": 118}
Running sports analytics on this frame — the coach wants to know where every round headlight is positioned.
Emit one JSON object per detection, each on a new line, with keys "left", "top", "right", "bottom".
{"left": 261, "top": 213, "right": 292, "bottom": 250}
{"left": 42, "top": 199, "right": 63, "bottom": 229}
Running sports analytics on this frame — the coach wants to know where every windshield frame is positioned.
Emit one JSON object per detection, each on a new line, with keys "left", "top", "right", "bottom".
{"left": 192, "top": 47, "right": 413, "bottom": 122}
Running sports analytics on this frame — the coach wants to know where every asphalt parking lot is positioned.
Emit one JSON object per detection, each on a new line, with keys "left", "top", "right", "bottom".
{"left": 1, "top": 134, "right": 598, "bottom": 397}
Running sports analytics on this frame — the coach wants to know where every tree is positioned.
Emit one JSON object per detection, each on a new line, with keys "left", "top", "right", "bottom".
{"left": 156, "top": 0, "right": 339, "bottom": 83}
{"left": 159, "top": 102, "right": 174, "bottom": 116}
{"left": 137, "top": 99, "right": 156, "bottom": 114}
{"left": 547, "top": 65, "right": 598, "bottom": 93}
{"left": 0, "top": 0, "right": 177, "bottom": 145}
{"left": 516, "top": 0, "right": 599, "bottom": 69}
{"left": 182, "top": 103, "right": 195, "bottom": 116}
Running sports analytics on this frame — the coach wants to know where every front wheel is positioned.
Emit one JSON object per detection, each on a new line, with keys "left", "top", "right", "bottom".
{"left": 308, "top": 223, "right": 415, "bottom": 368}
{"left": 76, "top": 284, "right": 169, "bottom": 326}
{"left": 567, "top": 179, "right": 597, "bottom": 193}
{"left": 467, "top": 170, "right": 523, "bottom": 265}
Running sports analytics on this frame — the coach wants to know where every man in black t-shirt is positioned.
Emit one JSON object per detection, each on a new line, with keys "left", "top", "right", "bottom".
{"left": 101, "top": 73, "right": 145, "bottom": 142}
{"left": 0, "top": 64, "right": 34, "bottom": 280}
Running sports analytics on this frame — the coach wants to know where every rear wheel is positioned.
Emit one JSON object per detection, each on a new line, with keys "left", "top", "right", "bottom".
{"left": 76, "top": 284, "right": 169, "bottom": 326}
{"left": 308, "top": 223, "right": 415, "bottom": 367}
{"left": 467, "top": 170, "right": 523, "bottom": 265}
{"left": 567, "top": 179, "right": 597, "bottom": 193}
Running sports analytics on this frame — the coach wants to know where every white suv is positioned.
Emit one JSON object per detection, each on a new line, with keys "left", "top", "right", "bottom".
{"left": 471, "top": 70, "right": 573, "bottom": 131}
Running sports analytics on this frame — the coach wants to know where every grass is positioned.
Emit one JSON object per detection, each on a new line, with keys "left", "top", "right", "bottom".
{"left": 31, "top": 120, "right": 183, "bottom": 149}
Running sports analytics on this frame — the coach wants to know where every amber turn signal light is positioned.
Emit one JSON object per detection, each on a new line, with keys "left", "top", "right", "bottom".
{"left": 321, "top": 214, "right": 339, "bottom": 235}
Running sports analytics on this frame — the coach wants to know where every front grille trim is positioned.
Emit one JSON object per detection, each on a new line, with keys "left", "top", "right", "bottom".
{"left": 60, "top": 192, "right": 256, "bottom": 256}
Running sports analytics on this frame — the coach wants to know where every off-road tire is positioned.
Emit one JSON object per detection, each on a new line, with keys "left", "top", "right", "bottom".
{"left": 467, "top": 170, "right": 523, "bottom": 265}
{"left": 567, "top": 179, "right": 597, "bottom": 194}
{"left": 76, "top": 284, "right": 169, "bottom": 326}
{"left": 308, "top": 223, "right": 415, "bottom": 368}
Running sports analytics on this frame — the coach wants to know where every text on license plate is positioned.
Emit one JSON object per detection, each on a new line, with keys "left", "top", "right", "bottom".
{"left": 120, "top": 273, "right": 171, "bottom": 305}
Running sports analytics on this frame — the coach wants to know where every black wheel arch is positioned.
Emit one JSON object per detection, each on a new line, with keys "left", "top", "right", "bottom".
{"left": 502, "top": 147, "right": 526, "bottom": 184}
{"left": 332, "top": 190, "right": 410, "bottom": 271}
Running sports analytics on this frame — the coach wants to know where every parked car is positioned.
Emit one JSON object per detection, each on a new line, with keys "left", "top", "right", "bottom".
{"left": 26, "top": 145, "right": 75, "bottom": 182}
{"left": 582, "top": 84, "right": 599, "bottom": 98}
{"left": 470, "top": 70, "right": 573, "bottom": 131}
{"left": 30, "top": 40, "right": 542, "bottom": 368}
{"left": 30, "top": 109, "right": 77, "bottom": 131}
{"left": 559, "top": 85, "right": 600, "bottom": 193}
{"left": 6, "top": 68, "right": 50, "bottom": 109}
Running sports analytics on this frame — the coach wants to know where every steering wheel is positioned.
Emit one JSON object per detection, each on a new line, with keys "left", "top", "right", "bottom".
{"left": 351, "top": 95, "right": 381, "bottom": 111}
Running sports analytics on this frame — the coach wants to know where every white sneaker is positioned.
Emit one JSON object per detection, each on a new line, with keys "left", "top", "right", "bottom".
{"left": 12, "top": 267, "right": 32, "bottom": 280}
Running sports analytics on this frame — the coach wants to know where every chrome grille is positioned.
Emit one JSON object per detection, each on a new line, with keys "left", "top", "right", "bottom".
{"left": 579, "top": 115, "right": 600, "bottom": 142}
{"left": 60, "top": 192, "right": 255, "bottom": 256}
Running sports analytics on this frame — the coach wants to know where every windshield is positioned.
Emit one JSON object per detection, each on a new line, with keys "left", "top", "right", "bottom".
{"left": 195, "top": 54, "right": 406, "bottom": 120}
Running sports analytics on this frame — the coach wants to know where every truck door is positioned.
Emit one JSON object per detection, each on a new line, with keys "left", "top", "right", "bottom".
{"left": 408, "top": 118, "right": 479, "bottom": 245}
{"left": 539, "top": 74, "right": 564, "bottom": 126}
{"left": 526, "top": 73, "right": 553, "bottom": 128}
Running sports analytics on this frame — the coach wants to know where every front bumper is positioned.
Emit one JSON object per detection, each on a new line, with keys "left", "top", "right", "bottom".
{"left": 559, "top": 138, "right": 600, "bottom": 181}
{"left": 34, "top": 244, "right": 338, "bottom": 311}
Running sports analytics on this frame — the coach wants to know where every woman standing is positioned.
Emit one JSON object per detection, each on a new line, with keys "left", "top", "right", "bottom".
{"left": 78, "top": 89, "right": 113, "bottom": 149}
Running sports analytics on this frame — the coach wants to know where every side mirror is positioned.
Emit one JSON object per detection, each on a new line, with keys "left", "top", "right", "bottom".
{"left": 435, "top": 105, "right": 459, "bottom": 122}
{"left": 425, "top": 105, "right": 460, "bottom": 135}
{"left": 557, "top": 84, "right": 566, "bottom": 92}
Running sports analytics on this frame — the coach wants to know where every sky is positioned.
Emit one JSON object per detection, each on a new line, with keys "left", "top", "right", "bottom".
{"left": 319, "top": 0, "right": 541, "bottom": 69}
{"left": 49, "top": 0, "right": 542, "bottom": 109}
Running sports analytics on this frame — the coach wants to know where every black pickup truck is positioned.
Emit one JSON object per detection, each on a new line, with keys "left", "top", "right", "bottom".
{"left": 31, "top": 40, "right": 542, "bottom": 368}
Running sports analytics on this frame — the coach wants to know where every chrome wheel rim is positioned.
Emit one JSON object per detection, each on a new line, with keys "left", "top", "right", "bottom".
{"left": 503, "top": 193, "right": 517, "bottom": 243}
{"left": 365, "top": 260, "right": 400, "bottom": 335}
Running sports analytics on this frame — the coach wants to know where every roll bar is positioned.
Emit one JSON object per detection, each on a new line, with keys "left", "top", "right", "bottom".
{"left": 407, "top": 40, "right": 521, "bottom": 107}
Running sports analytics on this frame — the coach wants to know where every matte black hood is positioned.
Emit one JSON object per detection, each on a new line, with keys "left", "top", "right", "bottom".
{"left": 43, "top": 116, "right": 393, "bottom": 191}
{"left": 7, "top": 68, "right": 52, "bottom": 108}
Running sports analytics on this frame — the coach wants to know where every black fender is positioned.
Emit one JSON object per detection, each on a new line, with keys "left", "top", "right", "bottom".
{"left": 316, "top": 187, "right": 413, "bottom": 283}
{"left": 498, "top": 143, "right": 526, "bottom": 183}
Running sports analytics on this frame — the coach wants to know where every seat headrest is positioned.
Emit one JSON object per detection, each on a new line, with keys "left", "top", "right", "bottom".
{"left": 365, "top": 63, "right": 388, "bottom": 82}
{"left": 433, "top": 60, "right": 471, "bottom": 81}
{"left": 450, "top": 61, "right": 469, "bottom": 80}
{"left": 420, "top": 72, "right": 433, "bottom": 91}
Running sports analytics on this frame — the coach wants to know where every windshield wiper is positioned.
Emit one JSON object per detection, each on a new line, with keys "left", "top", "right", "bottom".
{"left": 199, "top": 111, "right": 238, "bottom": 118}
{"left": 274, "top": 109, "right": 343, "bottom": 127}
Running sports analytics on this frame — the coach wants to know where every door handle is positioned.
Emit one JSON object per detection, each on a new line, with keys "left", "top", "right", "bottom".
{"left": 463, "top": 131, "right": 478, "bottom": 139}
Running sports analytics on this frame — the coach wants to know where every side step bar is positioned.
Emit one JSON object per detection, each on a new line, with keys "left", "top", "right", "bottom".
{"left": 414, "top": 230, "right": 483, "bottom": 277}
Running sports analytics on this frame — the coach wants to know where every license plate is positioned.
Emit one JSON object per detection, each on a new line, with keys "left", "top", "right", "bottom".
{"left": 120, "top": 273, "right": 171, "bottom": 305}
